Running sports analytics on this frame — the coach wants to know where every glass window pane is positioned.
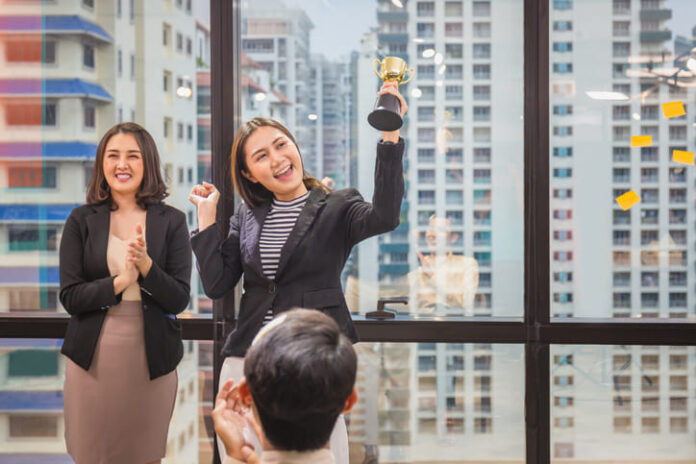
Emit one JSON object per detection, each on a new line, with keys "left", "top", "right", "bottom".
{"left": 348, "top": 343, "right": 524, "bottom": 461}
{"left": 549, "top": 0, "right": 696, "bottom": 319}
{"left": 0, "top": 339, "right": 214, "bottom": 461}
{"left": 551, "top": 345, "right": 696, "bottom": 461}
{"left": 0, "top": 0, "right": 211, "bottom": 315}
{"left": 241, "top": 0, "right": 524, "bottom": 317}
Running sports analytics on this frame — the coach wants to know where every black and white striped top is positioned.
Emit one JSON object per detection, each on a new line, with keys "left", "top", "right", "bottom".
{"left": 260, "top": 192, "right": 309, "bottom": 322}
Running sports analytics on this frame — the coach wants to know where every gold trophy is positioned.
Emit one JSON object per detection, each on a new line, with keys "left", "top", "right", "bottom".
{"left": 368, "top": 56, "right": 414, "bottom": 131}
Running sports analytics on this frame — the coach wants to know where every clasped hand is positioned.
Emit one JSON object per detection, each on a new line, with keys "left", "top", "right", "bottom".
{"left": 118, "top": 223, "right": 151, "bottom": 289}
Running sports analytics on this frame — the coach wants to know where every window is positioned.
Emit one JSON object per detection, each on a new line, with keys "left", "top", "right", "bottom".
{"left": 553, "top": 21, "right": 573, "bottom": 31}
{"left": 83, "top": 43, "right": 95, "bottom": 68}
{"left": 8, "top": 165, "right": 57, "bottom": 188}
{"left": 468, "top": 0, "right": 489, "bottom": 16}
{"left": 473, "top": 43, "right": 491, "bottom": 59}
{"left": 473, "top": 22, "right": 491, "bottom": 38}
{"left": 553, "top": 63, "right": 573, "bottom": 73}
{"left": 553, "top": 0, "right": 573, "bottom": 9}
{"left": 9, "top": 225, "right": 58, "bottom": 251}
{"left": 83, "top": 105, "right": 96, "bottom": 129}
{"left": 417, "top": 2, "right": 435, "bottom": 17}
{"left": 176, "top": 32, "right": 184, "bottom": 52}
{"left": 9, "top": 415, "right": 59, "bottom": 438}
{"left": 553, "top": 147, "right": 573, "bottom": 157}
{"left": 552, "top": 42, "right": 573, "bottom": 52}
{"left": 130, "top": 53, "right": 135, "bottom": 79}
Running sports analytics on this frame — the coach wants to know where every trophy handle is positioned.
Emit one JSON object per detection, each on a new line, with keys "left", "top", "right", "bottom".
{"left": 372, "top": 59, "right": 383, "bottom": 79}
{"left": 401, "top": 68, "right": 415, "bottom": 85}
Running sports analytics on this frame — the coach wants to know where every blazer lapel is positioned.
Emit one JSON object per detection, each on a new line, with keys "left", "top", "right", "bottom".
{"left": 85, "top": 203, "right": 111, "bottom": 278}
{"left": 274, "top": 188, "right": 326, "bottom": 280}
{"left": 246, "top": 201, "right": 271, "bottom": 279}
{"left": 146, "top": 203, "right": 168, "bottom": 263}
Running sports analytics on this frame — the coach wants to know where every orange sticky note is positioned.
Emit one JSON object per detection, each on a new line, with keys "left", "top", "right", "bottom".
{"left": 672, "top": 150, "right": 694, "bottom": 165}
{"left": 631, "top": 135, "right": 652, "bottom": 147}
{"left": 662, "top": 101, "right": 686, "bottom": 118}
{"left": 616, "top": 190, "right": 641, "bottom": 211}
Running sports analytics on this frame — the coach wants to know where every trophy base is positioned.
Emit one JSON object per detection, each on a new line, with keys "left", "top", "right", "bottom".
{"left": 368, "top": 94, "right": 403, "bottom": 131}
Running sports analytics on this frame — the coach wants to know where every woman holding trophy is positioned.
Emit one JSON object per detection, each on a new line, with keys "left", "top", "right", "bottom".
{"left": 189, "top": 59, "right": 410, "bottom": 462}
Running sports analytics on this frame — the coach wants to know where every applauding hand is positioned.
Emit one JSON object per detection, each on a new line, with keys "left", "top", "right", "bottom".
{"left": 127, "top": 223, "right": 152, "bottom": 277}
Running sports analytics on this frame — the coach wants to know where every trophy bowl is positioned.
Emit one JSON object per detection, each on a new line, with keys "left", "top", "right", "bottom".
{"left": 368, "top": 56, "right": 414, "bottom": 132}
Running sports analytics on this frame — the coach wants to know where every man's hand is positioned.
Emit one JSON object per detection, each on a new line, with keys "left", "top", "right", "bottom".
{"left": 213, "top": 379, "right": 260, "bottom": 464}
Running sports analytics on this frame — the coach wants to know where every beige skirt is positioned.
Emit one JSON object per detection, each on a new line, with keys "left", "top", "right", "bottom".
{"left": 64, "top": 301, "right": 177, "bottom": 464}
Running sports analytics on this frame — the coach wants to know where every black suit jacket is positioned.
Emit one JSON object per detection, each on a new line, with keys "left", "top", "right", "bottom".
{"left": 191, "top": 139, "right": 404, "bottom": 357}
{"left": 59, "top": 202, "right": 192, "bottom": 379}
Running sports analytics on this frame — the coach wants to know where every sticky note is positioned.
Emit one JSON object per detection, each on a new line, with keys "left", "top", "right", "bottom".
{"left": 616, "top": 190, "right": 641, "bottom": 211}
{"left": 672, "top": 150, "right": 694, "bottom": 165}
{"left": 662, "top": 101, "right": 686, "bottom": 118}
{"left": 631, "top": 135, "right": 652, "bottom": 147}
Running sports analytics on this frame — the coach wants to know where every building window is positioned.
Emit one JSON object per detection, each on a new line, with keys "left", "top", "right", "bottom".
{"left": 553, "top": 21, "right": 573, "bottom": 31}
{"left": 553, "top": 0, "right": 573, "bottom": 9}
{"left": 553, "top": 42, "right": 573, "bottom": 52}
{"left": 81, "top": 43, "right": 95, "bottom": 69}
{"left": 472, "top": 1, "right": 490, "bottom": 16}
{"left": 417, "top": 1, "right": 435, "bottom": 16}
{"left": 186, "top": 37, "right": 193, "bottom": 55}
{"left": 553, "top": 63, "right": 573, "bottom": 73}
{"left": 9, "top": 415, "right": 59, "bottom": 438}
{"left": 117, "top": 49, "right": 123, "bottom": 76}
{"left": 130, "top": 53, "right": 135, "bottom": 79}
{"left": 8, "top": 225, "right": 59, "bottom": 251}
{"left": 8, "top": 165, "right": 57, "bottom": 188}
{"left": 83, "top": 105, "right": 96, "bottom": 129}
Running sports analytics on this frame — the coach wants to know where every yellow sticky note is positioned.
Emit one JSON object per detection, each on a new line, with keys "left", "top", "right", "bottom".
{"left": 662, "top": 101, "right": 686, "bottom": 118}
{"left": 672, "top": 150, "right": 695, "bottom": 165}
{"left": 631, "top": 135, "right": 652, "bottom": 147}
{"left": 616, "top": 190, "right": 641, "bottom": 211}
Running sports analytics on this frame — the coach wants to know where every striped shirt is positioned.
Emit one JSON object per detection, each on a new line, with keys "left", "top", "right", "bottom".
{"left": 259, "top": 192, "right": 309, "bottom": 322}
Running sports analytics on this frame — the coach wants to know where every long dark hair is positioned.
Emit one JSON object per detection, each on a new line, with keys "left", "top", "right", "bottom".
{"left": 86, "top": 122, "right": 168, "bottom": 209}
{"left": 230, "top": 117, "right": 327, "bottom": 207}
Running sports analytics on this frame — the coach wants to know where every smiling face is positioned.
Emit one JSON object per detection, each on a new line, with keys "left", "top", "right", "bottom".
{"left": 242, "top": 125, "right": 307, "bottom": 201}
{"left": 102, "top": 133, "right": 144, "bottom": 199}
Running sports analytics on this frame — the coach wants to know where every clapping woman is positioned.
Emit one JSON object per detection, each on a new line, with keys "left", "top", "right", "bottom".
{"left": 59, "top": 123, "right": 192, "bottom": 464}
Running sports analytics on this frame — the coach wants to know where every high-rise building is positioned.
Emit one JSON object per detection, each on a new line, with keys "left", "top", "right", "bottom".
{"left": 549, "top": 0, "right": 696, "bottom": 460}
{"left": 0, "top": 1, "right": 204, "bottom": 461}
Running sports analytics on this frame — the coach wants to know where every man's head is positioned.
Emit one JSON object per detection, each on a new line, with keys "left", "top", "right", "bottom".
{"left": 240, "top": 309, "right": 358, "bottom": 452}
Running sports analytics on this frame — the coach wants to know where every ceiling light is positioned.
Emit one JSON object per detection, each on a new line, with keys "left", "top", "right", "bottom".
{"left": 585, "top": 91, "right": 629, "bottom": 101}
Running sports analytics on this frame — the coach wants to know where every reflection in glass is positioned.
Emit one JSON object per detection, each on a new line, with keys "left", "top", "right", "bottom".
{"left": 551, "top": 345, "right": 696, "bottom": 462}
{"left": 348, "top": 343, "right": 524, "bottom": 463}
{"left": 549, "top": 0, "right": 696, "bottom": 320}
{"left": 0, "top": 0, "right": 212, "bottom": 461}
{"left": 241, "top": 0, "right": 523, "bottom": 318}
{"left": 0, "top": 339, "right": 214, "bottom": 462}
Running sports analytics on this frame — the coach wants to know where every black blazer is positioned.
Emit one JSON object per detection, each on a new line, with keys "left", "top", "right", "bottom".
{"left": 191, "top": 139, "right": 404, "bottom": 357}
{"left": 59, "top": 202, "right": 192, "bottom": 379}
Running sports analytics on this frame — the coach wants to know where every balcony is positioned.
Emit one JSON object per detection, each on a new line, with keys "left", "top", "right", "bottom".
{"left": 377, "top": 32, "right": 408, "bottom": 44}
{"left": 639, "top": 9, "right": 672, "bottom": 20}
{"left": 640, "top": 30, "right": 672, "bottom": 42}
{"left": 377, "top": 11, "right": 409, "bottom": 22}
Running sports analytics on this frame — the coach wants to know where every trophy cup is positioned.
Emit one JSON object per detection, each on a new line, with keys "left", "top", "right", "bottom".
{"left": 368, "top": 56, "right": 414, "bottom": 131}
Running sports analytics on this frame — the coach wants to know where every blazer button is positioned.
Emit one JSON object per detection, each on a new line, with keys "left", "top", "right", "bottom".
{"left": 143, "top": 304, "right": 148, "bottom": 310}
{"left": 268, "top": 282, "right": 277, "bottom": 294}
